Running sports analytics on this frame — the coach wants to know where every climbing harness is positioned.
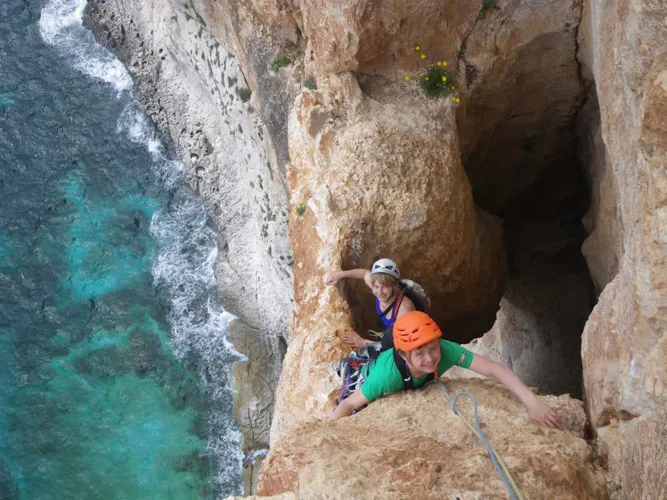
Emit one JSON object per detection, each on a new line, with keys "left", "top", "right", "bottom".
{"left": 437, "top": 381, "right": 524, "bottom": 500}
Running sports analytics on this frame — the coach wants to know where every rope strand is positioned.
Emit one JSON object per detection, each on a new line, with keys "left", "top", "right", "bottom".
{"left": 437, "top": 381, "right": 524, "bottom": 500}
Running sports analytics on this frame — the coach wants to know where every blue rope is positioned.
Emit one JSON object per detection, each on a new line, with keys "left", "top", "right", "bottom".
{"left": 437, "top": 381, "right": 519, "bottom": 500}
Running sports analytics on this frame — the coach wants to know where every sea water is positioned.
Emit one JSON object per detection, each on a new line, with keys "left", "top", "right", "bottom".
{"left": 0, "top": 0, "right": 243, "bottom": 497}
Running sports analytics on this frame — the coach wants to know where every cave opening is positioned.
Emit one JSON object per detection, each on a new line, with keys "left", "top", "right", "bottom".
{"left": 339, "top": 94, "right": 605, "bottom": 399}
{"left": 455, "top": 74, "right": 606, "bottom": 398}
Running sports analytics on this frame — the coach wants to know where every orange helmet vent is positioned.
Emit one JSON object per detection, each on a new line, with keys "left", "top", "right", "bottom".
{"left": 393, "top": 311, "right": 442, "bottom": 352}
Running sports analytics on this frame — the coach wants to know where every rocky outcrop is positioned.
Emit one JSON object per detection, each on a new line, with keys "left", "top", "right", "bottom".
{"left": 227, "top": 319, "right": 287, "bottom": 494}
{"left": 258, "top": 380, "right": 606, "bottom": 498}
{"left": 455, "top": 0, "right": 584, "bottom": 213}
{"left": 576, "top": 1, "right": 667, "bottom": 497}
{"left": 270, "top": 72, "right": 506, "bottom": 443}
{"left": 86, "top": 0, "right": 667, "bottom": 497}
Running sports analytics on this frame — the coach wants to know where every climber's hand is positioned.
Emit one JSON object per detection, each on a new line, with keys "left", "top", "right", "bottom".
{"left": 325, "top": 271, "right": 343, "bottom": 286}
{"left": 528, "top": 400, "right": 563, "bottom": 429}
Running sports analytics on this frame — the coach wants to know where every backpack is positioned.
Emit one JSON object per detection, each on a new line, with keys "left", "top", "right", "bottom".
{"left": 398, "top": 279, "right": 430, "bottom": 313}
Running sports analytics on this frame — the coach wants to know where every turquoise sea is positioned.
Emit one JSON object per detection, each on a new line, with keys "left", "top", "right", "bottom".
{"left": 0, "top": 0, "right": 242, "bottom": 497}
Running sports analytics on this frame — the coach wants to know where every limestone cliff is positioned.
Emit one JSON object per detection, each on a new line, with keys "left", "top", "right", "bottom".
{"left": 85, "top": 0, "right": 667, "bottom": 498}
{"left": 260, "top": 380, "right": 606, "bottom": 498}
{"left": 576, "top": 1, "right": 667, "bottom": 497}
{"left": 83, "top": 0, "right": 300, "bottom": 486}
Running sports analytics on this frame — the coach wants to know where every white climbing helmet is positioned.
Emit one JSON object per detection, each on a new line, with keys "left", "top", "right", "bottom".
{"left": 370, "top": 258, "right": 400, "bottom": 280}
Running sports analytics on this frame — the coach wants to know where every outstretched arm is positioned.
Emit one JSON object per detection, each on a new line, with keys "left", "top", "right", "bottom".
{"left": 330, "top": 391, "right": 369, "bottom": 421}
{"left": 469, "top": 355, "right": 563, "bottom": 429}
{"left": 325, "top": 268, "right": 371, "bottom": 288}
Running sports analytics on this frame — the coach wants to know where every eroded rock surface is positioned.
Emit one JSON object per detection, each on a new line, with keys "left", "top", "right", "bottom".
{"left": 576, "top": 1, "right": 667, "bottom": 497}
{"left": 269, "top": 72, "right": 506, "bottom": 444}
{"left": 259, "top": 380, "right": 605, "bottom": 499}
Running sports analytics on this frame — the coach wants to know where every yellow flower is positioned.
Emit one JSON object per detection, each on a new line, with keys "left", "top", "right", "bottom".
{"left": 451, "top": 85, "right": 455, "bottom": 89}
{"left": 442, "top": 76, "right": 447, "bottom": 82}
{"left": 425, "top": 77, "right": 429, "bottom": 81}
{"left": 443, "top": 61, "right": 448, "bottom": 67}
{"left": 405, "top": 76, "right": 410, "bottom": 81}
{"left": 452, "top": 97, "right": 457, "bottom": 102}
{"left": 415, "top": 45, "right": 421, "bottom": 51}
{"left": 420, "top": 53, "right": 426, "bottom": 59}
{"left": 437, "top": 61, "right": 442, "bottom": 66}
{"left": 456, "top": 98, "right": 461, "bottom": 103}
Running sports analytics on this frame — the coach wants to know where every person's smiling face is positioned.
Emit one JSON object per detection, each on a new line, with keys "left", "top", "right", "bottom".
{"left": 406, "top": 339, "right": 441, "bottom": 375}
{"left": 371, "top": 281, "right": 395, "bottom": 303}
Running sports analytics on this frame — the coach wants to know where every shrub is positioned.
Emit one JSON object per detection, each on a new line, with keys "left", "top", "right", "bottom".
{"left": 419, "top": 64, "right": 455, "bottom": 99}
{"left": 481, "top": 0, "right": 495, "bottom": 12}
{"left": 235, "top": 87, "right": 251, "bottom": 102}
{"left": 406, "top": 45, "right": 460, "bottom": 102}
{"left": 303, "top": 77, "right": 317, "bottom": 90}
{"left": 458, "top": 43, "right": 467, "bottom": 57}
{"left": 270, "top": 56, "right": 292, "bottom": 72}
{"left": 294, "top": 202, "right": 306, "bottom": 217}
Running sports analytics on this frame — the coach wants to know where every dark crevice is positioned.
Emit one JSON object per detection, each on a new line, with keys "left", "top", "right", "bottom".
{"left": 454, "top": 16, "right": 603, "bottom": 396}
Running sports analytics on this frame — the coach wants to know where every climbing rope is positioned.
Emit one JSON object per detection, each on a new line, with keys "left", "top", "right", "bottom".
{"left": 437, "top": 381, "right": 524, "bottom": 500}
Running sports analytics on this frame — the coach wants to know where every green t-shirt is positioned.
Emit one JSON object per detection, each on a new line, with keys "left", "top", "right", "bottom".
{"left": 360, "top": 340, "right": 474, "bottom": 402}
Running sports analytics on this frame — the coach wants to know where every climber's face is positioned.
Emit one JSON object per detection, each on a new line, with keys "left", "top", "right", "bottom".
{"left": 372, "top": 282, "right": 395, "bottom": 303}
{"left": 405, "top": 339, "right": 441, "bottom": 376}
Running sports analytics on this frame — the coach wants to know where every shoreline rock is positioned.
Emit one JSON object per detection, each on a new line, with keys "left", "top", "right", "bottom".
{"left": 82, "top": 0, "right": 296, "bottom": 494}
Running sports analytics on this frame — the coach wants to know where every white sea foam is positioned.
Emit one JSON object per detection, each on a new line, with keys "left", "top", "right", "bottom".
{"left": 117, "top": 102, "right": 244, "bottom": 491}
{"left": 150, "top": 192, "right": 244, "bottom": 491}
{"left": 117, "top": 103, "right": 185, "bottom": 190}
{"left": 39, "top": 0, "right": 132, "bottom": 92}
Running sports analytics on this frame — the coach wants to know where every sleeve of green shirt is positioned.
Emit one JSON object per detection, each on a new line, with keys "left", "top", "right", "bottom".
{"left": 437, "top": 339, "right": 474, "bottom": 376}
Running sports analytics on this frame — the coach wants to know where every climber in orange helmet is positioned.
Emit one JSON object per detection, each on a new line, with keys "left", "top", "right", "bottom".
{"left": 330, "top": 311, "right": 563, "bottom": 429}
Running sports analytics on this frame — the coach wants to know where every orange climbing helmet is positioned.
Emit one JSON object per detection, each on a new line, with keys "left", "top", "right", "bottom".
{"left": 393, "top": 311, "right": 442, "bottom": 352}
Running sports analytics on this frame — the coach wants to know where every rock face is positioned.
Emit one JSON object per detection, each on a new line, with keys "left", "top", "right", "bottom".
{"left": 456, "top": 0, "right": 584, "bottom": 214}
{"left": 270, "top": 72, "right": 506, "bottom": 443}
{"left": 259, "top": 380, "right": 606, "bottom": 499}
{"left": 290, "top": 75, "right": 506, "bottom": 339}
{"left": 85, "top": 0, "right": 667, "bottom": 497}
{"left": 443, "top": 0, "right": 596, "bottom": 400}
{"left": 576, "top": 1, "right": 667, "bottom": 497}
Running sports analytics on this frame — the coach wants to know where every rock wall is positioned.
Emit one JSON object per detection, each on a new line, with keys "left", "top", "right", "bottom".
{"left": 85, "top": 0, "right": 667, "bottom": 497}
{"left": 577, "top": 0, "right": 667, "bottom": 497}
{"left": 270, "top": 71, "right": 506, "bottom": 443}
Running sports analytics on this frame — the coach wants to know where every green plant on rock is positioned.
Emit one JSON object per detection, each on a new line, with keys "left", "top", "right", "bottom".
{"left": 303, "top": 77, "right": 317, "bottom": 90}
{"left": 480, "top": 0, "right": 496, "bottom": 16}
{"left": 270, "top": 56, "right": 292, "bottom": 72}
{"left": 419, "top": 64, "right": 456, "bottom": 99}
{"left": 294, "top": 202, "right": 306, "bottom": 217}
{"left": 235, "top": 87, "right": 252, "bottom": 102}
{"left": 458, "top": 43, "right": 467, "bottom": 57}
{"left": 405, "top": 45, "right": 460, "bottom": 102}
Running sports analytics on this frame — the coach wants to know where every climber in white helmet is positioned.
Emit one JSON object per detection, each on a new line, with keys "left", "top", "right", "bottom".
{"left": 326, "top": 258, "right": 416, "bottom": 350}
